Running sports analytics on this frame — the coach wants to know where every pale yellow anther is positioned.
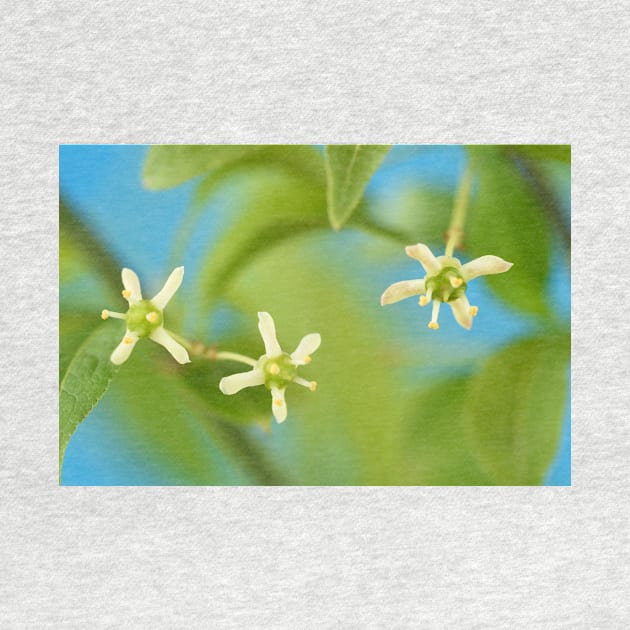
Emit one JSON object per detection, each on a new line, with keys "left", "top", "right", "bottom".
{"left": 428, "top": 322, "right": 439, "bottom": 330}
{"left": 101, "top": 309, "right": 109, "bottom": 320}
{"left": 123, "top": 336, "right": 134, "bottom": 345}
{"left": 469, "top": 306, "right": 479, "bottom": 317}
{"left": 450, "top": 277, "right": 463, "bottom": 288}
{"left": 303, "top": 355, "right": 312, "bottom": 364}
{"left": 273, "top": 399, "right": 283, "bottom": 406}
{"left": 309, "top": 381, "right": 318, "bottom": 392}
{"left": 145, "top": 312, "right": 159, "bottom": 323}
{"left": 269, "top": 364, "right": 280, "bottom": 375}
{"left": 121, "top": 289, "right": 131, "bottom": 298}
{"left": 419, "top": 295, "right": 429, "bottom": 306}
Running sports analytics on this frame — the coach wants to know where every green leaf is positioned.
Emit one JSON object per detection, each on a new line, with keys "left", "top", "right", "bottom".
{"left": 101, "top": 343, "right": 289, "bottom": 485}
{"left": 466, "top": 146, "right": 551, "bottom": 315}
{"left": 60, "top": 197, "right": 121, "bottom": 294}
{"left": 196, "top": 167, "right": 327, "bottom": 317}
{"left": 59, "top": 312, "right": 101, "bottom": 380}
{"left": 169, "top": 146, "right": 325, "bottom": 266}
{"left": 143, "top": 145, "right": 265, "bottom": 190}
{"left": 511, "top": 144, "right": 571, "bottom": 164}
{"left": 402, "top": 377, "right": 494, "bottom": 485}
{"left": 466, "top": 334, "right": 570, "bottom": 485}
{"left": 361, "top": 185, "right": 454, "bottom": 248}
{"left": 221, "top": 233, "right": 410, "bottom": 484}
{"left": 59, "top": 324, "right": 122, "bottom": 475}
{"left": 325, "top": 144, "right": 391, "bottom": 229}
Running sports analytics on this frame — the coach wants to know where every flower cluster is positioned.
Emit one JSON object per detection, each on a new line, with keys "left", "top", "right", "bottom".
{"left": 100, "top": 240, "right": 509, "bottom": 427}
{"left": 219, "top": 312, "right": 320, "bottom": 423}
{"left": 102, "top": 267, "right": 190, "bottom": 365}
{"left": 381, "top": 243, "right": 513, "bottom": 330}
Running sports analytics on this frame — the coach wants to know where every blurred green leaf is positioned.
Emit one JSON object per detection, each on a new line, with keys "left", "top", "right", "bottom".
{"left": 325, "top": 144, "right": 391, "bottom": 229}
{"left": 466, "top": 334, "right": 569, "bottom": 485}
{"left": 197, "top": 167, "right": 327, "bottom": 317}
{"left": 170, "top": 146, "right": 325, "bottom": 266}
{"left": 506, "top": 147, "right": 571, "bottom": 252}
{"left": 105, "top": 343, "right": 289, "bottom": 484}
{"left": 510, "top": 144, "right": 571, "bottom": 164}
{"left": 60, "top": 197, "right": 121, "bottom": 294}
{"left": 402, "top": 377, "right": 494, "bottom": 485}
{"left": 223, "top": 233, "right": 409, "bottom": 484}
{"left": 59, "top": 324, "right": 122, "bottom": 475}
{"left": 466, "top": 146, "right": 551, "bottom": 315}
{"left": 143, "top": 145, "right": 266, "bottom": 190}
{"left": 365, "top": 185, "right": 453, "bottom": 247}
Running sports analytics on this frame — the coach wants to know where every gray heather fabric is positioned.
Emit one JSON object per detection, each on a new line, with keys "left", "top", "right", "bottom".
{"left": 1, "top": 1, "right": 628, "bottom": 628}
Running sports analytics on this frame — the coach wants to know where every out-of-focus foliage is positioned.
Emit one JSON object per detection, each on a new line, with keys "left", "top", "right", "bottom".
{"left": 467, "top": 334, "right": 570, "bottom": 484}
{"left": 467, "top": 146, "right": 552, "bottom": 315}
{"left": 143, "top": 145, "right": 263, "bottom": 190}
{"left": 325, "top": 144, "right": 391, "bottom": 229}
{"left": 59, "top": 144, "right": 570, "bottom": 485}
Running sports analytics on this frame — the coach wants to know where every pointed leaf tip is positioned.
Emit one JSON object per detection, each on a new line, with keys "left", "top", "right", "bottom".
{"left": 325, "top": 144, "right": 391, "bottom": 229}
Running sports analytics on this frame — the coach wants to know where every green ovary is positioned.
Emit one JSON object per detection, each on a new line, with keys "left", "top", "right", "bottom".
{"left": 425, "top": 266, "right": 467, "bottom": 302}
{"left": 262, "top": 353, "right": 297, "bottom": 390}
{"left": 125, "top": 300, "right": 163, "bottom": 337}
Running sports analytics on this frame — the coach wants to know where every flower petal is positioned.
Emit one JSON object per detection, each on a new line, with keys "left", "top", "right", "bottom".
{"left": 461, "top": 255, "right": 513, "bottom": 281}
{"left": 149, "top": 326, "right": 191, "bottom": 364}
{"left": 405, "top": 243, "right": 441, "bottom": 275}
{"left": 110, "top": 331, "right": 138, "bottom": 365}
{"left": 291, "top": 333, "right": 321, "bottom": 365}
{"left": 270, "top": 387, "right": 288, "bottom": 423}
{"left": 449, "top": 296, "right": 472, "bottom": 330}
{"left": 219, "top": 368, "right": 265, "bottom": 395}
{"left": 151, "top": 266, "right": 185, "bottom": 310}
{"left": 121, "top": 268, "right": 142, "bottom": 303}
{"left": 257, "top": 312, "right": 282, "bottom": 357}
{"left": 380, "top": 279, "right": 426, "bottom": 305}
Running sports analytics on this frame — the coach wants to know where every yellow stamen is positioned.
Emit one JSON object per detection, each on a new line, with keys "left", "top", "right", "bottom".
{"left": 121, "top": 289, "right": 131, "bottom": 298}
{"left": 428, "top": 322, "right": 439, "bottom": 330}
{"left": 469, "top": 306, "right": 479, "bottom": 317}
{"left": 303, "top": 355, "right": 312, "bottom": 364}
{"left": 101, "top": 309, "right": 109, "bottom": 320}
{"left": 309, "top": 381, "right": 317, "bottom": 392}
{"left": 419, "top": 295, "right": 429, "bottom": 306}
{"left": 273, "top": 399, "right": 283, "bottom": 406}
{"left": 450, "top": 277, "right": 463, "bottom": 288}
{"left": 269, "top": 364, "right": 280, "bottom": 375}
{"left": 145, "top": 312, "right": 159, "bottom": 323}
{"left": 123, "top": 337, "right": 134, "bottom": 345}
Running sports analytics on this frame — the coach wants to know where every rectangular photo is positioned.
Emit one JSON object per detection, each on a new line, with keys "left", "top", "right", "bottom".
{"left": 59, "top": 144, "right": 570, "bottom": 485}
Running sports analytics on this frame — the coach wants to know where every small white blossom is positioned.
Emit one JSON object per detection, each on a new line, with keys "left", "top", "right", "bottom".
{"left": 102, "top": 267, "right": 191, "bottom": 365}
{"left": 219, "top": 312, "right": 320, "bottom": 423}
{"left": 381, "top": 243, "right": 513, "bottom": 330}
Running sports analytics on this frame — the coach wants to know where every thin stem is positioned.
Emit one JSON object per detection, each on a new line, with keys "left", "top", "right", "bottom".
{"left": 164, "top": 329, "right": 257, "bottom": 367}
{"left": 444, "top": 164, "right": 472, "bottom": 257}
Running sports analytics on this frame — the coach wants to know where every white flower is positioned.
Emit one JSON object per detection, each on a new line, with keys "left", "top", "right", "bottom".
{"left": 381, "top": 243, "right": 513, "bottom": 330}
{"left": 101, "top": 267, "right": 191, "bottom": 365}
{"left": 219, "top": 312, "right": 320, "bottom": 423}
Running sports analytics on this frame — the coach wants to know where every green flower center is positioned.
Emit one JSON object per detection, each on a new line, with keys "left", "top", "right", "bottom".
{"left": 425, "top": 266, "right": 467, "bottom": 302}
{"left": 261, "top": 353, "right": 297, "bottom": 390}
{"left": 126, "top": 300, "right": 163, "bottom": 337}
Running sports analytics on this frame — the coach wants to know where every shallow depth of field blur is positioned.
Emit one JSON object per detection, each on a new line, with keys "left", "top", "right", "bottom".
{"left": 59, "top": 145, "right": 570, "bottom": 485}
